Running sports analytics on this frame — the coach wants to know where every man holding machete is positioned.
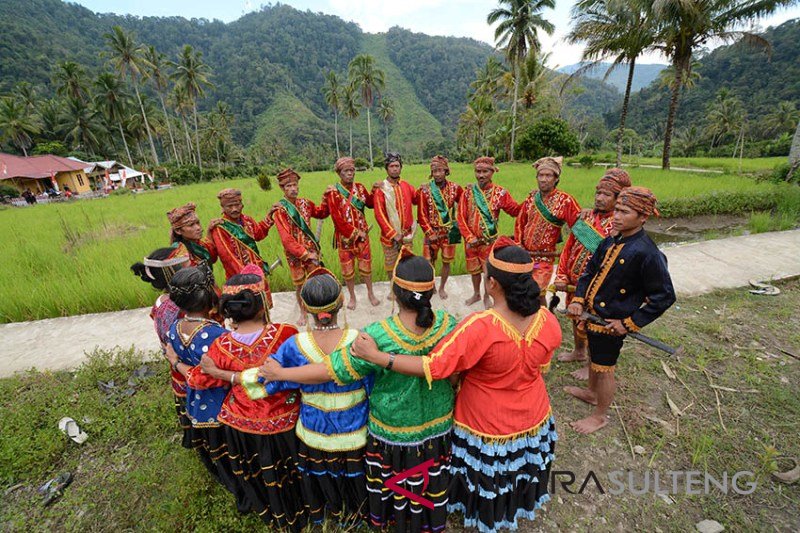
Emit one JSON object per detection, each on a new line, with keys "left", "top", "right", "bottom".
{"left": 566, "top": 186, "right": 676, "bottom": 434}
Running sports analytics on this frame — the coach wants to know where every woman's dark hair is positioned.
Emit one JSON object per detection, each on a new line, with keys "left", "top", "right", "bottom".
{"left": 220, "top": 273, "right": 264, "bottom": 322}
{"left": 486, "top": 245, "right": 541, "bottom": 316}
{"left": 301, "top": 274, "right": 342, "bottom": 326}
{"left": 168, "top": 266, "right": 218, "bottom": 313}
{"left": 392, "top": 256, "right": 435, "bottom": 329}
{"left": 131, "top": 247, "right": 180, "bottom": 291}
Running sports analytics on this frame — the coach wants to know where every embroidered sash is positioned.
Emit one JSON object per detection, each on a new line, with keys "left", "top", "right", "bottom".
{"left": 279, "top": 198, "right": 320, "bottom": 250}
{"left": 471, "top": 184, "right": 497, "bottom": 238}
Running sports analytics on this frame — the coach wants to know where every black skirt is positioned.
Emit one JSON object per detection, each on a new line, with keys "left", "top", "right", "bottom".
{"left": 192, "top": 425, "right": 251, "bottom": 513}
{"left": 173, "top": 392, "right": 193, "bottom": 450}
{"left": 222, "top": 425, "right": 307, "bottom": 531}
{"left": 447, "top": 417, "right": 557, "bottom": 533}
{"left": 297, "top": 440, "right": 368, "bottom": 526}
{"left": 365, "top": 432, "right": 451, "bottom": 533}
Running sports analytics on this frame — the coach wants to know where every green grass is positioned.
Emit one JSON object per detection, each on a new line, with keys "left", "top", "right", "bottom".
{"left": 620, "top": 156, "right": 787, "bottom": 174}
{"left": 0, "top": 162, "right": 789, "bottom": 323}
{"left": 1, "top": 282, "right": 799, "bottom": 530}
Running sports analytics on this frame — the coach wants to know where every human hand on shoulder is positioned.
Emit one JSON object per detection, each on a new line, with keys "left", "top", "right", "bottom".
{"left": 351, "top": 332, "right": 383, "bottom": 364}
{"left": 258, "top": 357, "right": 284, "bottom": 382}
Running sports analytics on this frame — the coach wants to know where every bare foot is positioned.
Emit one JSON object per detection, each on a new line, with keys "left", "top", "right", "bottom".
{"left": 464, "top": 293, "right": 481, "bottom": 306}
{"left": 438, "top": 287, "right": 448, "bottom": 300}
{"left": 297, "top": 314, "right": 307, "bottom": 327}
{"left": 483, "top": 295, "right": 492, "bottom": 309}
{"left": 368, "top": 293, "right": 380, "bottom": 306}
{"left": 564, "top": 386, "right": 597, "bottom": 405}
{"left": 557, "top": 349, "right": 588, "bottom": 363}
{"left": 571, "top": 414, "right": 608, "bottom": 434}
{"left": 347, "top": 297, "right": 357, "bottom": 311}
{"left": 571, "top": 366, "right": 589, "bottom": 381}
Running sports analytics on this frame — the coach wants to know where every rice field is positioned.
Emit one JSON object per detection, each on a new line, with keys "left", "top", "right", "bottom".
{"left": 0, "top": 161, "right": 780, "bottom": 323}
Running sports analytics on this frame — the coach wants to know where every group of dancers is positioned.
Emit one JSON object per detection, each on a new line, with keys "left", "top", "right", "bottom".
{"left": 129, "top": 154, "right": 675, "bottom": 531}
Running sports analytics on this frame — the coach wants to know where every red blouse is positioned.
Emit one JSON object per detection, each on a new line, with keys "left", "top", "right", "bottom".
{"left": 423, "top": 308, "right": 562, "bottom": 438}
{"left": 198, "top": 323, "right": 300, "bottom": 434}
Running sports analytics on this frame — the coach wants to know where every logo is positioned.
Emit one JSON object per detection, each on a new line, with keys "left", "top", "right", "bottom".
{"left": 385, "top": 458, "right": 436, "bottom": 509}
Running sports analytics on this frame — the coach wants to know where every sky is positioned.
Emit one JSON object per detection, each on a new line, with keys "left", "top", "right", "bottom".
{"left": 71, "top": 0, "right": 800, "bottom": 68}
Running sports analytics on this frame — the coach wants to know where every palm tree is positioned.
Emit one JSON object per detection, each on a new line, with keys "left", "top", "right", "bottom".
{"left": 567, "top": 0, "right": 656, "bottom": 166}
{"left": 0, "top": 97, "right": 40, "bottom": 156}
{"left": 143, "top": 45, "right": 180, "bottom": 163}
{"left": 487, "top": 0, "right": 555, "bottom": 161}
{"left": 657, "top": 60, "right": 702, "bottom": 90}
{"left": 652, "top": 0, "right": 789, "bottom": 170}
{"left": 471, "top": 56, "right": 507, "bottom": 103}
{"left": 172, "top": 45, "right": 214, "bottom": 172}
{"left": 705, "top": 89, "right": 744, "bottom": 148}
{"left": 342, "top": 83, "right": 361, "bottom": 157}
{"left": 104, "top": 26, "right": 159, "bottom": 165}
{"left": 377, "top": 97, "right": 395, "bottom": 154}
{"left": 60, "top": 96, "right": 102, "bottom": 156}
{"left": 54, "top": 61, "right": 89, "bottom": 103}
{"left": 786, "top": 119, "right": 799, "bottom": 180}
{"left": 39, "top": 99, "right": 63, "bottom": 141}
{"left": 519, "top": 50, "right": 552, "bottom": 109}
{"left": 764, "top": 101, "right": 799, "bottom": 136}
{"left": 322, "top": 70, "right": 343, "bottom": 158}
{"left": 94, "top": 72, "right": 134, "bottom": 166}
{"left": 460, "top": 95, "right": 494, "bottom": 154}
{"left": 171, "top": 84, "right": 196, "bottom": 165}
{"left": 13, "top": 82, "right": 39, "bottom": 114}
{"left": 348, "top": 54, "right": 385, "bottom": 168}
{"left": 206, "top": 102, "right": 233, "bottom": 169}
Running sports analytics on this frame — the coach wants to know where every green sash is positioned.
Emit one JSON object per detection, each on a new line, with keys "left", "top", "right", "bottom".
{"left": 279, "top": 198, "right": 320, "bottom": 250}
{"left": 336, "top": 183, "right": 365, "bottom": 212}
{"left": 177, "top": 240, "right": 211, "bottom": 262}
{"left": 533, "top": 191, "right": 564, "bottom": 227}
{"left": 218, "top": 219, "right": 270, "bottom": 275}
{"left": 570, "top": 218, "right": 605, "bottom": 253}
{"left": 471, "top": 184, "right": 497, "bottom": 239}
{"left": 429, "top": 182, "right": 461, "bottom": 244}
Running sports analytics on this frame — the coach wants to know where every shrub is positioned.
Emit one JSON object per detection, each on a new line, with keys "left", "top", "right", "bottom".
{"left": 659, "top": 189, "right": 779, "bottom": 218}
{"left": 579, "top": 155, "right": 595, "bottom": 169}
{"left": 0, "top": 184, "right": 20, "bottom": 198}
{"left": 354, "top": 157, "right": 369, "bottom": 170}
{"left": 256, "top": 170, "right": 272, "bottom": 191}
{"left": 516, "top": 117, "right": 580, "bottom": 161}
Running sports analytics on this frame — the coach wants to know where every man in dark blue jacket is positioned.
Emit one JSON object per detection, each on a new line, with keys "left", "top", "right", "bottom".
{"left": 566, "top": 186, "right": 676, "bottom": 434}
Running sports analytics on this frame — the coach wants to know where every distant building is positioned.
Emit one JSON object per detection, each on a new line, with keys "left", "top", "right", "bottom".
{"left": 0, "top": 153, "right": 91, "bottom": 194}
{"left": 70, "top": 158, "right": 153, "bottom": 190}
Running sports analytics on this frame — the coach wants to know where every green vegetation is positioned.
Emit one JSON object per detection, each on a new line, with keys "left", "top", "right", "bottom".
{"left": 2, "top": 282, "right": 799, "bottom": 529}
{"left": 1, "top": 161, "right": 796, "bottom": 323}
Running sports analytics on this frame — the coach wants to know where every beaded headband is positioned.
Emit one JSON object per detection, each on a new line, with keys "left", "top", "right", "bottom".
{"left": 488, "top": 249, "right": 534, "bottom": 274}
{"left": 222, "top": 281, "right": 265, "bottom": 295}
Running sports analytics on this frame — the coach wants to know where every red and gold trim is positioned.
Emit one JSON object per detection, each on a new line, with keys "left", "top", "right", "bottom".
{"left": 623, "top": 317, "right": 640, "bottom": 333}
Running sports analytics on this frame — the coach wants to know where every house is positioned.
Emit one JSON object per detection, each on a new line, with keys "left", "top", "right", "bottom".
{"left": 70, "top": 158, "right": 153, "bottom": 190}
{"left": 0, "top": 152, "right": 92, "bottom": 194}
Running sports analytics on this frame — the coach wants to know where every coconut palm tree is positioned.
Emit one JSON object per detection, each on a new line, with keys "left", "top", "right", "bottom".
{"left": 471, "top": 56, "right": 507, "bottom": 103}
{"left": 13, "top": 82, "right": 40, "bottom": 114}
{"left": 652, "top": 0, "right": 790, "bottom": 169}
{"left": 54, "top": 61, "right": 89, "bottom": 103}
{"left": 377, "top": 97, "right": 395, "bottom": 154}
{"left": 0, "top": 97, "right": 40, "bottom": 156}
{"left": 460, "top": 95, "right": 494, "bottom": 154}
{"left": 142, "top": 45, "right": 180, "bottom": 163}
{"left": 342, "top": 83, "right": 361, "bottom": 157}
{"left": 94, "top": 72, "right": 134, "bottom": 165}
{"left": 322, "top": 70, "right": 343, "bottom": 158}
{"left": 487, "top": 0, "right": 555, "bottom": 161}
{"left": 104, "top": 26, "right": 159, "bottom": 165}
{"left": 172, "top": 45, "right": 214, "bottom": 172}
{"left": 39, "top": 99, "right": 63, "bottom": 141}
{"left": 567, "top": 0, "right": 656, "bottom": 166}
{"left": 171, "top": 84, "right": 196, "bottom": 165}
{"left": 705, "top": 89, "right": 744, "bottom": 149}
{"left": 348, "top": 54, "right": 385, "bottom": 168}
{"left": 764, "top": 101, "right": 799, "bottom": 136}
{"left": 60, "top": 96, "right": 102, "bottom": 157}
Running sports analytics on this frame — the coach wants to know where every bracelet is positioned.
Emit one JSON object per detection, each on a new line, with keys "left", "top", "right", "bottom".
{"left": 385, "top": 353, "right": 396, "bottom": 371}
{"left": 230, "top": 372, "right": 237, "bottom": 385}
{"left": 172, "top": 360, "right": 180, "bottom": 373}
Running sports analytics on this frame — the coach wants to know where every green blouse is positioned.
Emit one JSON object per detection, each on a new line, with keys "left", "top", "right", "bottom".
{"left": 327, "top": 310, "right": 457, "bottom": 445}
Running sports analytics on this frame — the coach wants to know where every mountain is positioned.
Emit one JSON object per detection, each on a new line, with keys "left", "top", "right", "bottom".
{"left": 0, "top": 0, "right": 622, "bottom": 161}
{"left": 619, "top": 19, "right": 800, "bottom": 139}
{"left": 558, "top": 62, "right": 667, "bottom": 94}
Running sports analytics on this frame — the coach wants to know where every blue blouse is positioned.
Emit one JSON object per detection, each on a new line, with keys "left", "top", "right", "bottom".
{"left": 267, "top": 329, "right": 369, "bottom": 452}
{"left": 168, "top": 319, "right": 228, "bottom": 427}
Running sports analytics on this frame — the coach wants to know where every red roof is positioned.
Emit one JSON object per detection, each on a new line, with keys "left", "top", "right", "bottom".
{"left": 0, "top": 152, "right": 87, "bottom": 180}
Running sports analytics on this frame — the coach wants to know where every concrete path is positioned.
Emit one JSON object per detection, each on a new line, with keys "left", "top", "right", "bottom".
{"left": 2, "top": 229, "right": 798, "bottom": 378}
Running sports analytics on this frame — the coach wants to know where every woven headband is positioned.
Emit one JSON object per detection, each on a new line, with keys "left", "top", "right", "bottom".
{"left": 488, "top": 249, "right": 534, "bottom": 274}
{"left": 222, "top": 282, "right": 265, "bottom": 295}
{"left": 303, "top": 291, "right": 344, "bottom": 314}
